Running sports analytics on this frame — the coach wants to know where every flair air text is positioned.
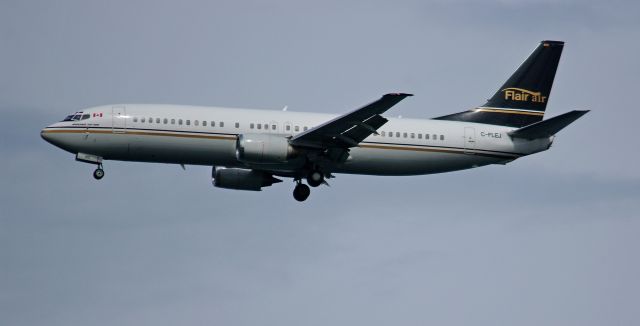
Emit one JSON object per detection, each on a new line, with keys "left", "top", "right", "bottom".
{"left": 503, "top": 88, "right": 547, "bottom": 103}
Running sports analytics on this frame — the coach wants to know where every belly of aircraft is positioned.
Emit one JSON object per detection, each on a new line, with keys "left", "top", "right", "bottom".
{"left": 334, "top": 146, "right": 502, "bottom": 176}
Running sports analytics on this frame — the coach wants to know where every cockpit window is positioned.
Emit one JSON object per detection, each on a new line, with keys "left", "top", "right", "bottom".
{"left": 62, "top": 112, "right": 90, "bottom": 122}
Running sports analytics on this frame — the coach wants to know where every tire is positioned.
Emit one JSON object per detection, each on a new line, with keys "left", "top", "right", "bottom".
{"left": 93, "top": 168, "right": 104, "bottom": 180}
{"left": 293, "top": 184, "right": 311, "bottom": 202}
{"left": 306, "top": 170, "right": 324, "bottom": 187}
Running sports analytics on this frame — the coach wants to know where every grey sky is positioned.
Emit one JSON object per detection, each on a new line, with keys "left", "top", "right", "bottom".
{"left": 1, "top": 1, "right": 639, "bottom": 325}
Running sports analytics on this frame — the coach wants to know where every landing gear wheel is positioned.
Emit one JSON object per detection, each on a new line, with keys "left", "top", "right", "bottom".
{"left": 293, "top": 183, "right": 311, "bottom": 202}
{"left": 306, "top": 170, "right": 324, "bottom": 187}
{"left": 93, "top": 168, "right": 104, "bottom": 180}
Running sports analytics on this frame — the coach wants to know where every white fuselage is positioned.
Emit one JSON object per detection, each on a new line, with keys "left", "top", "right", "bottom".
{"left": 41, "top": 104, "right": 552, "bottom": 176}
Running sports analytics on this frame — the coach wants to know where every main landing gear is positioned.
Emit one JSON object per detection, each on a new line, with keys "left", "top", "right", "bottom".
{"left": 293, "top": 181, "right": 311, "bottom": 202}
{"left": 293, "top": 169, "right": 325, "bottom": 202}
{"left": 306, "top": 170, "right": 324, "bottom": 187}
{"left": 93, "top": 164, "right": 105, "bottom": 180}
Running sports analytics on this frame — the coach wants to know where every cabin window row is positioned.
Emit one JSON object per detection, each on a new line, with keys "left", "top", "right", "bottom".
{"left": 249, "top": 123, "right": 309, "bottom": 132}
{"left": 130, "top": 117, "right": 442, "bottom": 140}
{"left": 132, "top": 117, "right": 245, "bottom": 129}
{"left": 379, "top": 131, "right": 444, "bottom": 141}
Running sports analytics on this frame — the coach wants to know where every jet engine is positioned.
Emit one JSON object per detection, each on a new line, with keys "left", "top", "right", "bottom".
{"left": 235, "top": 133, "right": 296, "bottom": 163}
{"left": 212, "top": 167, "right": 281, "bottom": 191}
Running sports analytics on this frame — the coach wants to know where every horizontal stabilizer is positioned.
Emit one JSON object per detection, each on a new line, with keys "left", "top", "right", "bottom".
{"left": 508, "top": 110, "right": 589, "bottom": 139}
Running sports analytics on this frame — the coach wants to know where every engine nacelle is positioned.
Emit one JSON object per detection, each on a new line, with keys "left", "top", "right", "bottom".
{"left": 212, "top": 167, "right": 281, "bottom": 191}
{"left": 236, "top": 133, "right": 296, "bottom": 163}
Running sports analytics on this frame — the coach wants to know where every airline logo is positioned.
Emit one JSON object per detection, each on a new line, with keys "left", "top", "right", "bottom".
{"left": 93, "top": 113, "right": 103, "bottom": 117}
{"left": 502, "top": 88, "right": 547, "bottom": 103}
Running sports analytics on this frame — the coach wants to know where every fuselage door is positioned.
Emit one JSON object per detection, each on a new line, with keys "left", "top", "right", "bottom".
{"left": 464, "top": 127, "right": 476, "bottom": 154}
{"left": 112, "top": 106, "right": 126, "bottom": 133}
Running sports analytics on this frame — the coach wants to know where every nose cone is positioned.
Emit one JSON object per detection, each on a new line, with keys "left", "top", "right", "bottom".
{"left": 41, "top": 126, "right": 71, "bottom": 152}
{"left": 41, "top": 127, "right": 59, "bottom": 146}
{"left": 40, "top": 127, "right": 51, "bottom": 142}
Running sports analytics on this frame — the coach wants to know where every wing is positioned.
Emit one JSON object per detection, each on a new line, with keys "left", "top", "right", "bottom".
{"left": 289, "top": 93, "right": 413, "bottom": 149}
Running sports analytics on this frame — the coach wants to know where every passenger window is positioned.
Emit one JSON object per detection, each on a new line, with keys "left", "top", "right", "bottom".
{"left": 295, "top": 126, "right": 300, "bottom": 132}
{"left": 163, "top": 118, "right": 168, "bottom": 124}
{"left": 425, "top": 134, "right": 429, "bottom": 140}
{"left": 149, "top": 117, "right": 153, "bottom": 123}
{"left": 440, "top": 135, "right": 444, "bottom": 140}
{"left": 381, "top": 131, "right": 385, "bottom": 136}
{"left": 171, "top": 118, "right": 175, "bottom": 124}
{"left": 186, "top": 120, "right": 190, "bottom": 126}
{"left": 141, "top": 117, "right": 146, "bottom": 123}
{"left": 432, "top": 134, "right": 437, "bottom": 140}
{"left": 403, "top": 132, "right": 407, "bottom": 138}
{"left": 389, "top": 132, "right": 393, "bottom": 137}
{"left": 179, "top": 119, "right": 183, "bottom": 125}
{"left": 411, "top": 133, "right": 415, "bottom": 139}
{"left": 271, "top": 124, "right": 276, "bottom": 130}
{"left": 133, "top": 117, "right": 138, "bottom": 122}
{"left": 286, "top": 125, "right": 291, "bottom": 131}
{"left": 264, "top": 124, "right": 268, "bottom": 130}
{"left": 156, "top": 118, "right": 160, "bottom": 123}
{"left": 211, "top": 121, "right": 215, "bottom": 127}
{"left": 203, "top": 121, "right": 207, "bottom": 126}
{"left": 396, "top": 132, "right": 400, "bottom": 137}
{"left": 220, "top": 122, "right": 224, "bottom": 127}
{"left": 236, "top": 122, "right": 240, "bottom": 128}
{"left": 195, "top": 120, "right": 199, "bottom": 126}
{"left": 250, "top": 123, "right": 255, "bottom": 129}
{"left": 418, "top": 133, "right": 422, "bottom": 139}
{"left": 303, "top": 126, "right": 308, "bottom": 131}
{"left": 257, "top": 124, "right": 262, "bottom": 129}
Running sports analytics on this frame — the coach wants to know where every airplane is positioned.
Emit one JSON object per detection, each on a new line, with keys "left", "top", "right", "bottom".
{"left": 41, "top": 40, "right": 588, "bottom": 202}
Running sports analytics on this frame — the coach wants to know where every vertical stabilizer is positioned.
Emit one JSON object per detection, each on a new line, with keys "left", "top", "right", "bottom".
{"left": 435, "top": 40, "right": 564, "bottom": 127}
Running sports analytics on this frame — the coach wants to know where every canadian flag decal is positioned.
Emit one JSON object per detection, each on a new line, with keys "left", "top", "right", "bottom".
{"left": 93, "top": 113, "right": 103, "bottom": 117}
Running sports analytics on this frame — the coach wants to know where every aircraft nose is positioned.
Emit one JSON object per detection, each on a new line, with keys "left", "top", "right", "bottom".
{"left": 40, "top": 127, "right": 62, "bottom": 147}
{"left": 40, "top": 128, "right": 50, "bottom": 141}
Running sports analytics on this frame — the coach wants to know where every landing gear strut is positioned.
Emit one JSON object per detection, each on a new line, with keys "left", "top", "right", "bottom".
{"left": 93, "top": 164, "right": 104, "bottom": 180}
{"left": 306, "top": 170, "right": 324, "bottom": 187}
{"left": 293, "top": 181, "right": 311, "bottom": 202}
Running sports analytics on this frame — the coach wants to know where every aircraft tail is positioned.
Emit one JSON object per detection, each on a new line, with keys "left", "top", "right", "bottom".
{"left": 435, "top": 40, "right": 564, "bottom": 127}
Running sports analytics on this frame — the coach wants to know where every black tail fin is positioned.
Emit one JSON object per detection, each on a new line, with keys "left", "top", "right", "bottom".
{"left": 435, "top": 40, "right": 564, "bottom": 127}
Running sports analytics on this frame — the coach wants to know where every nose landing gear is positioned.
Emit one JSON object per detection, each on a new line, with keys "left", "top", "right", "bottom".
{"left": 76, "top": 153, "right": 105, "bottom": 180}
{"left": 93, "top": 164, "right": 105, "bottom": 180}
